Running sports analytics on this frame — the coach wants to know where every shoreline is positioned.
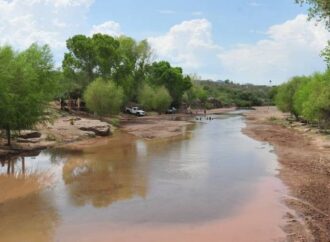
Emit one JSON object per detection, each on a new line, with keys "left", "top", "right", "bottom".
{"left": 0, "top": 107, "right": 236, "bottom": 160}
{"left": 243, "top": 106, "right": 330, "bottom": 241}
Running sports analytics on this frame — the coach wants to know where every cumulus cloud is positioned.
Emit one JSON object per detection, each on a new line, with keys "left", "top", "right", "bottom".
{"left": 90, "top": 21, "right": 122, "bottom": 36}
{"left": 0, "top": 0, "right": 93, "bottom": 63}
{"left": 148, "top": 15, "right": 329, "bottom": 83}
{"left": 148, "top": 19, "right": 221, "bottom": 76}
{"left": 218, "top": 14, "right": 330, "bottom": 84}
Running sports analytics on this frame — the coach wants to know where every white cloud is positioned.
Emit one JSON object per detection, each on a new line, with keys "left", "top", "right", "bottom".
{"left": 148, "top": 19, "right": 221, "bottom": 74}
{"left": 159, "top": 10, "right": 176, "bottom": 15}
{"left": 0, "top": 0, "right": 94, "bottom": 64}
{"left": 90, "top": 21, "right": 122, "bottom": 36}
{"left": 218, "top": 14, "right": 330, "bottom": 84}
{"left": 249, "top": 1, "right": 261, "bottom": 7}
{"left": 192, "top": 11, "right": 203, "bottom": 16}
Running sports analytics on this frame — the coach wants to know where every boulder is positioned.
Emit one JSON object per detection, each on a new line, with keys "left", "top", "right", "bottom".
{"left": 79, "top": 126, "right": 110, "bottom": 136}
{"left": 76, "top": 119, "right": 111, "bottom": 137}
{"left": 18, "top": 130, "right": 42, "bottom": 139}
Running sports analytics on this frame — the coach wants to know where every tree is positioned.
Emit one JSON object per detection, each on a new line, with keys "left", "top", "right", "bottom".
{"left": 146, "top": 61, "right": 192, "bottom": 107}
{"left": 84, "top": 78, "right": 124, "bottom": 116}
{"left": 296, "top": 1, "right": 330, "bottom": 66}
{"left": 296, "top": 0, "right": 330, "bottom": 29}
{"left": 62, "top": 34, "right": 152, "bottom": 101}
{"left": 138, "top": 84, "right": 172, "bottom": 113}
{"left": 153, "top": 86, "right": 172, "bottom": 113}
{"left": 299, "top": 72, "right": 330, "bottom": 127}
{"left": 275, "top": 76, "right": 307, "bottom": 118}
{"left": 0, "top": 44, "right": 59, "bottom": 146}
{"left": 62, "top": 34, "right": 120, "bottom": 96}
{"left": 114, "top": 36, "right": 152, "bottom": 100}
{"left": 138, "top": 84, "right": 155, "bottom": 111}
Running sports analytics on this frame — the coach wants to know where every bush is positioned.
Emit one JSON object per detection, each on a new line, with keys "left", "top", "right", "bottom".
{"left": 276, "top": 71, "right": 330, "bottom": 129}
{"left": 138, "top": 84, "right": 172, "bottom": 113}
{"left": 84, "top": 78, "right": 124, "bottom": 116}
{"left": 275, "top": 76, "right": 307, "bottom": 117}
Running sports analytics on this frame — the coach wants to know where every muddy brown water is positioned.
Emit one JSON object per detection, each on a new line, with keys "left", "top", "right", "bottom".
{"left": 0, "top": 113, "right": 289, "bottom": 242}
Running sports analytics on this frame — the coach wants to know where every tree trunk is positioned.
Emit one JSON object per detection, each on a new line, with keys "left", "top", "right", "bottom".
{"left": 6, "top": 127, "right": 11, "bottom": 146}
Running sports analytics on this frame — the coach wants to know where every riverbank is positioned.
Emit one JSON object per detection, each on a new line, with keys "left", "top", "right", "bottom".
{"left": 243, "top": 106, "right": 330, "bottom": 241}
{"left": 0, "top": 107, "right": 236, "bottom": 160}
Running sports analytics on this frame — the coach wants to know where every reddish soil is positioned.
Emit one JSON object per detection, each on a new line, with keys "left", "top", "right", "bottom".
{"left": 243, "top": 107, "right": 330, "bottom": 242}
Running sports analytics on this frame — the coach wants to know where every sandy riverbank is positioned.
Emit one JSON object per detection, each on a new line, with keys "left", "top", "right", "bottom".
{"left": 243, "top": 106, "right": 330, "bottom": 242}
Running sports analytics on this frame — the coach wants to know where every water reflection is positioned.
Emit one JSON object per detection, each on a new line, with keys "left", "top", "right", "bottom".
{"left": 56, "top": 133, "right": 149, "bottom": 208}
{"left": 0, "top": 192, "right": 59, "bottom": 242}
{"left": 0, "top": 113, "right": 281, "bottom": 241}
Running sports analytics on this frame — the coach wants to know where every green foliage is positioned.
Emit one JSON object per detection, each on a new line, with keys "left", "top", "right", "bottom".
{"left": 275, "top": 76, "right": 307, "bottom": 117}
{"left": 276, "top": 71, "right": 330, "bottom": 128}
{"left": 146, "top": 61, "right": 192, "bottom": 107}
{"left": 138, "top": 84, "right": 172, "bottom": 113}
{"left": 84, "top": 78, "right": 124, "bottom": 116}
{"left": 296, "top": 1, "right": 330, "bottom": 68}
{"left": 63, "top": 34, "right": 151, "bottom": 100}
{"left": 138, "top": 84, "right": 155, "bottom": 110}
{"left": 0, "top": 44, "right": 59, "bottom": 145}
{"left": 296, "top": 0, "right": 330, "bottom": 30}
{"left": 153, "top": 86, "right": 173, "bottom": 113}
{"left": 186, "top": 79, "right": 273, "bottom": 108}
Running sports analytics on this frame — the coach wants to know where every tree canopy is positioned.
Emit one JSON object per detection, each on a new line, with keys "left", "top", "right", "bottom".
{"left": 276, "top": 71, "right": 330, "bottom": 128}
{"left": 296, "top": 0, "right": 330, "bottom": 29}
{"left": 62, "top": 34, "right": 151, "bottom": 100}
{"left": 84, "top": 78, "right": 124, "bottom": 116}
{"left": 146, "top": 61, "right": 192, "bottom": 107}
{"left": 0, "top": 44, "right": 59, "bottom": 145}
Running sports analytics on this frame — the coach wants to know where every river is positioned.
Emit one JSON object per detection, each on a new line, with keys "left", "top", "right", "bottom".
{"left": 0, "top": 112, "right": 288, "bottom": 242}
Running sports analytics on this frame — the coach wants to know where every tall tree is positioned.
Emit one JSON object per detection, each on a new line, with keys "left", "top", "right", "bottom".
{"left": 0, "top": 44, "right": 59, "bottom": 145}
{"left": 146, "top": 61, "right": 192, "bottom": 107}
{"left": 62, "top": 34, "right": 151, "bottom": 100}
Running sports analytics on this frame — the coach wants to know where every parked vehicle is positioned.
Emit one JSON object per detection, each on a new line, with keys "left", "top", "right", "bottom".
{"left": 125, "top": 107, "right": 145, "bottom": 116}
{"left": 166, "top": 107, "right": 177, "bottom": 114}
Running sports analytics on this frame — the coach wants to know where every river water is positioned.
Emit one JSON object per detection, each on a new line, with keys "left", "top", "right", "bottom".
{"left": 0, "top": 113, "right": 288, "bottom": 242}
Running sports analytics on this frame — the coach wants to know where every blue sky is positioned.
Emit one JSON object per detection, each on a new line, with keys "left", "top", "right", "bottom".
{"left": 89, "top": 0, "right": 308, "bottom": 46}
{"left": 0, "top": 0, "right": 328, "bottom": 84}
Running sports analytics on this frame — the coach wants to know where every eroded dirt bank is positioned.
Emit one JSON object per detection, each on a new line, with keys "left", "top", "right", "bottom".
{"left": 243, "top": 107, "right": 330, "bottom": 242}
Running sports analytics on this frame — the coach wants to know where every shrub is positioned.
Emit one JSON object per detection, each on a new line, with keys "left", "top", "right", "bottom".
{"left": 84, "top": 78, "right": 124, "bottom": 116}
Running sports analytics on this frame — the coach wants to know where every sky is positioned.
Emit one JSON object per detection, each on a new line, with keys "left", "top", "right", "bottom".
{"left": 0, "top": 0, "right": 329, "bottom": 85}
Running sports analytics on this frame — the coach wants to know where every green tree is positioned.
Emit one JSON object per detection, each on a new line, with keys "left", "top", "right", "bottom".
{"left": 84, "top": 78, "right": 124, "bottom": 116}
{"left": 0, "top": 44, "right": 59, "bottom": 146}
{"left": 63, "top": 34, "right": 120, "bottom": 96}
{"left": 138, "top": 84, "right": 172, "bottom": 113}
{"left": 300, "top": 72, "right": 330, "bottom": 127}
{"left": 153, "top": 86, "right": 172, "bottom": 113}
{"left": 138, "top": 84, "right": 155, "bottom": 111}
{"left": 115, "top": 36, "right": 151, "bottom": 100}
{"left": 296, "top": 0, "right": 330, "bottom": 29}
{"left": 296, "top": 0, "right": 330, "bottom": 66}
{"left": 63, "top": 34, "right": 152, "bottom": 101}
{"left": 275, "top": 76, "right": 306, "bottom": 118}
{"left": 146, "top": 61, "right": 192, "bottom": 107}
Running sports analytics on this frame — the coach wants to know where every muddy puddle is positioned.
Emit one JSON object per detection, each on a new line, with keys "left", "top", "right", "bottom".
{"left": 0, "top": 113, "right": 289, "bottom": 242}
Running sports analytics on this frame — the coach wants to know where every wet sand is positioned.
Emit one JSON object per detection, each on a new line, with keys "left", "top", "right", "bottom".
{"left": 243, "top": 107, "right": 330, "bottom": 241}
